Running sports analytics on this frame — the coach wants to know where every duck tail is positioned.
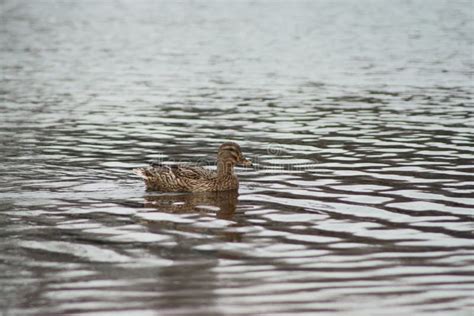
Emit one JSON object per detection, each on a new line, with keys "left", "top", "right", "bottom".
{"left": 132, "top": 168, "right": 148, "bottom": 179}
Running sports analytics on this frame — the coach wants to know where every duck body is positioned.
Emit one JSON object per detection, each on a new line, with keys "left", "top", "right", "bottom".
{"left": 133, "top": 142, "right": 251, "bottom": 192}
{"left": 133, "top": 163, "right": 238, "bottom": 192}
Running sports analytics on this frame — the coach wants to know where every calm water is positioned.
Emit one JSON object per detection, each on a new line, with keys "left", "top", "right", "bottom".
{"left": 1, "top": 0, "right": 473, "bottom": 315}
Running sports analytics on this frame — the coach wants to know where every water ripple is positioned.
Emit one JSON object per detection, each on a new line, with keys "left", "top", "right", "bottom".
{"left": 1, "top": 0, "right": 473, "bottom": 315}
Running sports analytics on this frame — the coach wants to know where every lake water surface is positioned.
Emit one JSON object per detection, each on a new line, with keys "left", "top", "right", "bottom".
{"left": 1, "top": 1, "right": 473, "bottom": 315}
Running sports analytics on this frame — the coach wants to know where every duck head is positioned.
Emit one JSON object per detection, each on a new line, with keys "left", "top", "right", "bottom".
{"left": 218, "top": 142, "right": 252, "bottom": 167}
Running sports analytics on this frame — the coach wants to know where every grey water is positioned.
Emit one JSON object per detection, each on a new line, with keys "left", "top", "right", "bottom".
{"left": 1, "top": 0, "right": 473, "bottom": 315}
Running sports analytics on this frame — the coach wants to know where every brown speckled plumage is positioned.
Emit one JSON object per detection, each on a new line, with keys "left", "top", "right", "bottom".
{"left": 133, "top": 142, "right": 251, "bottom": 192}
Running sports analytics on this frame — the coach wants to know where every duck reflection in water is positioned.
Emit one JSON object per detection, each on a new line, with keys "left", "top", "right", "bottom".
{"left": 140, "top": 190, "right": 242, "bottom": 242}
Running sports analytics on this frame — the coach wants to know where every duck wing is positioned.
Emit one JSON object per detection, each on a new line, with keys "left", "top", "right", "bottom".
{"left": 168, "top": 164, "right": 215, "bottom": 180}
{"left": 133, "top": 163, "right": 217, "bottom": 192}
{"left": 137, "top": 163, "right": 215, "bottom": 180}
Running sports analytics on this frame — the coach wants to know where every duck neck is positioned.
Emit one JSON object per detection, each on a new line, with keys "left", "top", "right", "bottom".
{"left": 217, "top": 161, "right": 235, "bottom": 179}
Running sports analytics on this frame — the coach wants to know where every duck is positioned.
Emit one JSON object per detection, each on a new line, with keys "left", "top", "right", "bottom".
{"left": 133, "top": 142, "right": 252, "bottom": 192}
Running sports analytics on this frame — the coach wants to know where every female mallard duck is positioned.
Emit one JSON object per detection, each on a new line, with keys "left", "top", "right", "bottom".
{"left": 133, "top": 142, "right": 252, "bottom": 192}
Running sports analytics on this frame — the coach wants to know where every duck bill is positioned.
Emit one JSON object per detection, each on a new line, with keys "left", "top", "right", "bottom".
{"left": 238, "top": 158, "right": 253, "bottom": 167}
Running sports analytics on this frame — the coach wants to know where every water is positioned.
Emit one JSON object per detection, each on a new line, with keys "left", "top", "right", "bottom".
{"left": 1, "top": 0, "right": 473, "bottom": 315}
